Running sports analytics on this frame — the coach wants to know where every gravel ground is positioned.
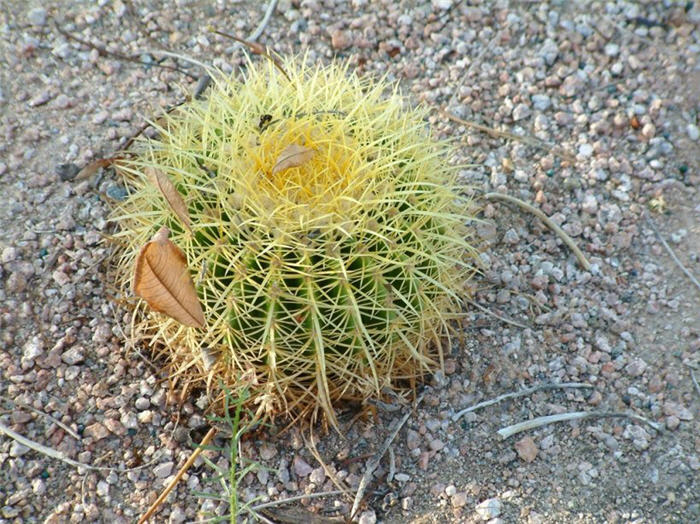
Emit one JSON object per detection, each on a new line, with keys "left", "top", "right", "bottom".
{"left": 1, "top": 0, "right": 699, "bottom": 522}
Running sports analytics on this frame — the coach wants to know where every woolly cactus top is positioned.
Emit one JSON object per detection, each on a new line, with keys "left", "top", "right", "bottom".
{"left": 112, "top": 57, "right": 478, "bottom": 426}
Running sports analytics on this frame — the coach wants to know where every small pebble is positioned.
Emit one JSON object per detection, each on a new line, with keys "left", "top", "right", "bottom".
{"left": 512, "top": 103, "right": 531, "bottom": 121}
{"left": 331, "top": 29, "right": 352, "bottom": 50}
{"left": 292, "top": 455, "right": 312, "bottom": 477}
{"left": 475, "top": 497, "right": 502, "bottom": 520}
{"left": 358, "top": 510, "right": 377, "bottom": 524}
{"left": 27, "top": 8, "right": 47, "bottom": 26}
{"left": 61, "top": 346, "right": 85, "bottom": 365}
{"left": 153, "top": 461, "right": 174, "bottom": 478}
{"left": 432, "top": 0, "right": 453, "bottom": 10}
{"left": 515, "top": 436, "right": 538, "bottom": 462}
{"left": 10, "top": 442, "right": 30, "bottom": 457}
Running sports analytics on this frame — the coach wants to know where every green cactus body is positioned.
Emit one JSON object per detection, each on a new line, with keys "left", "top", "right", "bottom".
{"left": 112, "top": 57, "right": 478, "bottom": 424}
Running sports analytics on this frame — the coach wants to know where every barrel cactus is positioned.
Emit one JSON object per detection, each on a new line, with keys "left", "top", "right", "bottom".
{"left": 111, "top": 56, "right": 479, "bottom": 426}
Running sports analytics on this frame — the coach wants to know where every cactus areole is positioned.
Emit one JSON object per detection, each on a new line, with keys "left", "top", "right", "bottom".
{"left": 112, "top": 57, "right": 478, "bottom": 426}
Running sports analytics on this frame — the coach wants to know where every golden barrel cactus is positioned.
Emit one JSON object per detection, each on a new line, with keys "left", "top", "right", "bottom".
{"left": 111, "top": 56, "right": 478, "bottom": 425}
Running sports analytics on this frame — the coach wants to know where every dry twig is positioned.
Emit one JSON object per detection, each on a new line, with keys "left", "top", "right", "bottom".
{"left": 54, "top": 22, "right": 197, "bottom": 79}
{"left": 497, "top": 410, "right": 664, "bottom": 439}
{"left": 249, "top": 0, "right": 280, "bottom": 42}
{"left": 0, "top": 422, "right": 160, "bottom": 472}
{"left": 645, "top": 210, "right": 700, "bottom": 294}
{"left": 466, "top": 298, "right": 531, "bottom": 330}
{"left": 443, "top": 111, "right": 576, "bottom": 162}
{"left": 452, "top": 382, "right": 592, "bottom": 422}
{"left": 687, "top": 363, "right": 700, "bottom": 398}
{"left": 250, "top": 490, "right": 347, "bottom": 512}
{"left": 2, "top": 396, "right": 80, "bottom": 440}
{"left": 350, "top": 391, "right": 426, "bottom": 519}
{"left": 304, "top": 426, "right": 352, "bottom": 497}
{"left": 484, "top": 192, "right": 592, "bottom": 271}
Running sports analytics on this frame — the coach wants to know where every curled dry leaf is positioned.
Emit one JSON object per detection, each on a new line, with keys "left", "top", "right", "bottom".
{"left": 271, "top": 144, "right": 315, "bottom": 175}
{"left": 146, "top": 167, "right": 192, "bottom": 232}
{"left": 76, "top": 157, "right": 118, "bottom": 182}
{"left": 133, "top": 227, "right": 205, "bottom": 328}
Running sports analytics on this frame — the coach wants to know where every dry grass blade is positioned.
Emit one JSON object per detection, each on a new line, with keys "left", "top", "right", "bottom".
{"left": 484, "top": 192, "right": 592, "bottom": 271}
{"left": 271, "top": 144, "right": 315, "bottom": 175}
{"left": 2, "top": 395, "right": 80, "bottom": 440}
{"left": 350, "top": 391, "right": 426, "bottom": 519}
{"left": 442, "top": 110, "right": 576, "bottom": 162}
{"left": 644, "top": 210, "right": 700, "bottom": 294}
{"left": 687, "top": 363, "right": 700, "bottom": 398}
{"left": 133, "top": 227, "right": 205, "bottom": 328}
{"left": 466, "top": 299, "right": 531, "bottom": 330}
{"left": 146, "top": 167, "right": 192, "bottom": 232}
{"left": 207, "top": 28, "right": 291, "bottom": 82}
{"left": 138, "top": 426, "right": 217, "bottom": 524}
{"left": 0, "top": 422, "right": 162, "bottom": 473}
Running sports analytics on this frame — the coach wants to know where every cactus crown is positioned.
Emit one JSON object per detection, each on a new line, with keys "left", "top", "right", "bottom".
{"left": 111, "top": 56, "right": 478, "bottom": 426}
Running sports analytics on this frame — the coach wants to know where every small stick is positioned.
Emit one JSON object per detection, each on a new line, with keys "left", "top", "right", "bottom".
{"left": 304, "top": 425, "right": 352, "bottom": 497}
{"left": 452, "top": 382, "right": 592, "bottom": 422}
{"left": 644, "top": 211, "right": 700, "bottom": 294}
{"left": 484, "top": 192, "right": 592, "bottom": 271}
{"left": 249, "top": 490, "right": 347, "bottom": 512}
{"left": 0, "top": 422, "right": 160, "bottom": 473}
{"left": 466, "top": 299, "right": 531, "bottom": 330}
{"left": 443, "top": 111, "right": 577, "bottom": 163}
{"left": 497, "top": 410, "right": 664, "bottom": 439}
{"left": 687, "top": 364, "right": 700, "bottom": 398}
{"left": 2, "top": 396, "right": 80, "bottom": 440}
{"left": 137, "top": 426, "right": 217, "bottom": 524}
{"left": 54, "top": 23, "right": 197, "bottom": 79}
{"left": 248, "top": 0, "right": 280, "bottom": 42}
{"left": 0, "top": 421, "right": 105, "bottom": 471}
{"left": 387, "top": 446, "right": 396, "bottom": 483}
{"left": 350, "top": 391, "right": 426, "bottom": 519}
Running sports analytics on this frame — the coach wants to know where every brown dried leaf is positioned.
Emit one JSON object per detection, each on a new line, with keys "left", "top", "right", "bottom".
{"left": 76, "top": 157, "right": 117, "bottom": 182}
{"left": 146, "top": 167, "right": 192, "bottom": 232}
{"left": 271, "top": 144, "right": 315, "bottom": 175}
{"left": 133, "top": 227, "right": 205, "bottom": 328}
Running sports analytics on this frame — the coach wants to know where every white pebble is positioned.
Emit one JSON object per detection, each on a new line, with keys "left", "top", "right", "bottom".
{"left": 604, "top": 43, "right": 620, "bottom": 57}
{"left": 432, "top": 0, "right": 453, "bottom": 10}
{"left": 1, "top": 246, "right": 18, "bottom": 263}
{"left": 153, "top": 461, "right": 174, "bottom": 478}
{"left": 358, "top": 509, "right": 377, "bottom": 524}
{"left": 475, "top": 497, "right": 502, "bottom": 520}
{"left": 512, "top": 103, "right": 531, "bottom": 121}
{"left": 28, "top": 7, "right": 47, "bottom": 26}
{"left": 532, "top": 94, "right": 551, "bottom": 111}
{"left": 687, "top": 124, "right": 699, "bottom": 141}
{"left": 52, "top": 42, "right": 73, "bottom": 59}
{"left": 10, "top": 442, "right": 30, "bottom": 457}
{"left": 578, "top": 143, "right": 593, "bottom": 158}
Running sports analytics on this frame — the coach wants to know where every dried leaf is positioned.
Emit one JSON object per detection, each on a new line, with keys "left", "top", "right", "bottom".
{"left": 75, "top": 157, "right": 116, "bottom": 181}
{"left": 146, "top": 167, "right": 192, "bottom": 232}
{"left": 133, "top": 227, "right": 205, "bottom": 328}
{"left": 271, "top": 144, "right": 315, "bottom": 175}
